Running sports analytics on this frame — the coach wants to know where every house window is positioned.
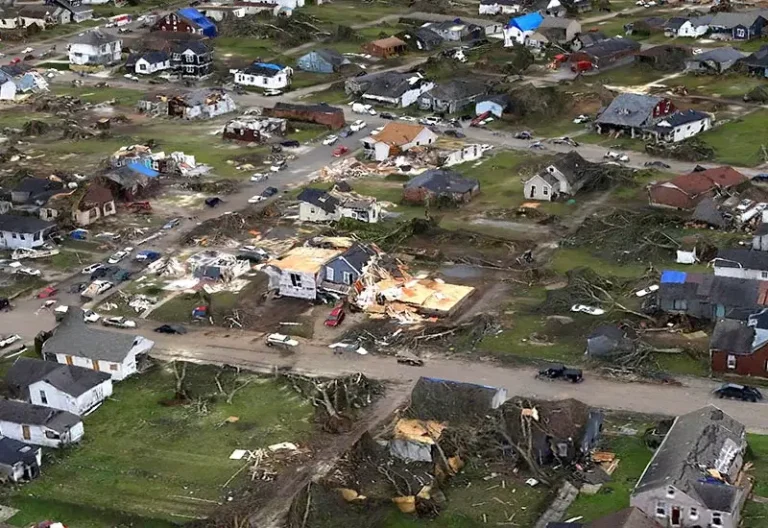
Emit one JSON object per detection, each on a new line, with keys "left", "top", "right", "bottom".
{"left": 326, "top": 268, "right": 334, "bottom": 282}
{"left": 19, "top": 234, "right": 25, "bottom": 241}
{"left": 89, "top": 208, "right": 98, "bottom": 219}
{"left": 543, "top": 187, "right": 549, "bottom": 196}
{"left": 711, "top": 512, "right": 723, "bottom": 526}
{"left": 33, "top": 232, "right": 40, "bottom": 241}
{"left": 343, "top": 272, "right": 353, "bottom": 284}
{"left": 289, "top": 273, "right": 303, "bottom": 288}
{"left": 656, "top": 501, "right": 666, "bottom": 517}
{"left": 727, "top": 354, "right": 737, "bottom": 369}
{"left": 736, "top": 28, "right": 746, "bottom": 38}
{"left": 556, "top": 442, "right": 568, "bottom": 457}
{"left": 110, "top": 364, "right": 118, "bottom": 371}
{"left": 762, "top": 271, "right": 768, "bottom": 279}
{"left": 672, "top": 299, "right": 688, "bottom": 310}
{"left": 38, "top": 390, "right": 48, "bottom": 405}
{"left": 666, "top": 486, "right": 675, "bottom": 498}
{"left": 44, "top": 430, "right": 60, "bottom": 440}
{"left": 689, "top": 507, "right": 698, "bottom": 520}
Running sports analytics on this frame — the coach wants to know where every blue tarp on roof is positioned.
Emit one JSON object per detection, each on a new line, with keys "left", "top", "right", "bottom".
{"left": 508, "top": 12, "right": 543, "bottom": 32}
{"left": 127, "top": 162, "right": 159, "bottom": 178}
{"left": 661, "top": 270, "right": 687, "bottom": 284}
{"left": 178, "top": 7, "right": 217, "bottom": 37}
{"left": 254, "top": 62, "right": 283, "bottom": 70}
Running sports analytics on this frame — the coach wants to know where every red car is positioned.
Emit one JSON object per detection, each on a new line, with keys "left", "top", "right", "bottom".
{"left": 332, "top": 145, "right": 349, "bottom": 157}
{"left": 324, "top": 306, "right": 345, "bottom": 327}
{"left": 37, "top": 286, "right": 58, "bottom": 299}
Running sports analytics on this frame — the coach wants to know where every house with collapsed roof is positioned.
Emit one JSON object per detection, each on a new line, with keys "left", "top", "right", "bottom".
{"left": 297, "top": 188, "right": 381, "bottom": 224}
{"left": 102, "top": 162, "right": 159, "bottom": 200}
{"left": 73, "top": 182, "right": 116, "bottom": 226}
{"left": 673, "top": 15, "right": 713, "bottom": 38}
{"left": 396, "top": 27, "right": 444, "bottom": 52}
{"left": 586, "top": 325, "right": 636, "bottom": 359}
{"left": 408, "top": 377, "right": 507, "bottom": 422}
{"left": 685, "top": 47, "right": 744, "bottom": 74}
{"left": 0, "top": 436, "right": 42, "bottom": 483}
{"left": 710, "top": 313, "right": 768, "bottom": 376}
{"left": 0, "top": 64, "right": 49, "bottom": 101}
{"left": 595, "top": 93, "right": 675, "bottom": 138}
{"left": 234, "top": 62, "right": 292, "bottom": 90}
{"left": 222, "top": 115, "right": 286, "bottom": 143}
{"left": 479, "top": 0, "right": 523, "bottom": 15}
{"left": 264, "top": 102, "right": 345, "bottom": 129}
{"left": 362, "top": 122, "right": 438, "bottom": 161}
{"left": 0, "top": 400, "right": 83, "bottom": 448}
{"left": 631, "top": 406, "right": 749, "bottom": 528}
{"left": 138, "top": 89, "right": 236, "bottom": 119}
{"left": 265, "top": 247, "right": 345, "bottom": 300}
{"left": 523, "top": 151, "right": 596, "bottom": 201}
{"left": 417, "top": 79, "right": 489, "bottom": 114}
{"left": 741, "top": 45, "right": 768, "bottom": 78}
{"left": 6, "top": 357, "right": 113, "bottom": 416}
{"left": 296, "top": 48, "right": 349, "bottom": 73}
{"left": 648, "top": 167, "right": 747, "bottom": 210}
{"left": 126, "top": 50, "right": 171, "bottom": 75}
{"left": 42, "top": 308, "right": 154, "bottom": 380}
{"left": 346, "top": 72, "right": 434, "bottom": 108}
{"left": 10, "top": 177, "right": 66, "bottom": 218}
{"left": 403, "top": 169, "right": 479, "bottom": 205}
{"left": 570, "top": 37, "right": 641, "bottom": 68}
{"left": 708, "top": 10, "right": 768, "bottom": 41}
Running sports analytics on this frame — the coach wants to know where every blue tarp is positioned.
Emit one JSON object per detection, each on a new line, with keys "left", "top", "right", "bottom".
{"left": 661, "top": 270, "right": 687, "bottom": 284}
{"left": 254, "top": 62, "right": 283, "bottom": 70}
{"left": 70, "top": 229, "right": 88, "bottom": 240}
{"left": 127, "top": 162, "right": 159, "bottom": 178}
{"left": 508, "top": 12, "right": 543, "bottom": 32}
{"left": 178, "top": 7, "right": 217, "bottom": 37}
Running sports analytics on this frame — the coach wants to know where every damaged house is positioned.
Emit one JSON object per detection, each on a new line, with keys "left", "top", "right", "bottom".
{"left": 0, "top": 64, "right": 49, "bottom": 101}
{"left": 0, "top": 437, "right": 41, "bottom": 483}
{"left": 67, "top": 30, "right": 122, "bottom": 68}
{"left": 403, "top": 169, "right": 479, "bottom": 205}
{"left": 320, "top": 243, "right": 378, "bottom": 296}
{"left": 347, "top": 72, "right": 434, "bottom": 109}
{"left": 10, "top": 177, "right": 66, "bottom": 220}
{"left": 646, "top": 109, "right": 712, "bottom": 143}
{"left": 187, "top": 250, "right": 251, "bottom": 281}
{"left": 570, "top": 37, "right": 641, "bottom": 69}
{"left": 152, "top": 8, "right": 217, "bottom": 37}
{"left": 595, "top": 93, "right": 674, "bottom": 138}
{"left": 648, "top": 166, "right": 747, "bottom": 209}
{"left": 685, "top": 47, "right": 744, "bottom": 74}
{"left": 714, "top": 248, "right": 768, "bottom": 281}
{"left": 222, "top": 115, "right": 286, "bottom": 143}
{"left": 362, "top": 122, "right": 437, "bottom": 161}
{"left": 710, "top": 315, "right": 768, "bottom": 377}
{"left": 233, "top": 62, "right": 292, "bottom": 90}
{"left": 407, "top": 377, "right": 507, "bottom": 422}
{"left": 708, "top": 11, "right": 767, "bottom": 41}
{"left": 523, "top": 151, "right": 596, "bottom": 201}
{"left": 73, "top": 183, "right": 116, "bottom": 227}
{"left": 297, "top": 188, "right": 381, "bottom": 224}
{"left": 263, "top": 102, "right": 345, "bottom": 129}
{"left": 417, "top": 79, "right": 489, "bottom": 114}
{"left": 361, "top": 36, "right": 407, "bottom": 59}
{"left": 0, "top": 215, "right": 55, "bottom": 250}
{"left": 103, "top": 162, "right": 159, "bottom": 200}
{"left": 631, "top": 406, "right": 749, "bottom": 528}
{"left": 139, "top": 89, "right": 236, "bottom": 119}
{"left": 296, "top": 48, "right": 349, "bottom": 73}
{"left": 0, "top": 400, "right": 83, "bottom": 448}
{"left": 396, "top": 27, "right": 444, "bottom": 52}
{"left": 265, "top": 247, "right": 344, "bottom": 300}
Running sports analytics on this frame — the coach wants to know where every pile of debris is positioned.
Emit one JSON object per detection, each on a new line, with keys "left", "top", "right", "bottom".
{"left": 536, "top": 267, "right": 643, "bottom": 317}
{"left": 314, "top": 158, "right": 372, "bottom": 183}
{"left": 31, "top": 94, "right": 86, "bottom": 114}
{"left": 645, "top": 137, "right": 715, "bottom": 162}
{"left": 217, "top": 11, "right": 331, "bottom": 47}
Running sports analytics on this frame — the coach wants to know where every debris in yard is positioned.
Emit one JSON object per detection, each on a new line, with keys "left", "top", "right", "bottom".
{"left": 645, "top": 137, "right": 715, "bottom": 162}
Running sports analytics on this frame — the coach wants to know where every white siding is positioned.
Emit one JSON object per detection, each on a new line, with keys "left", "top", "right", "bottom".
{"left": 0, "top": 419, "right": 83, "bottom": 448}
{"left": 135, "top": 58, "right": 171, "bottom": 74}
{"left": 298, "top": 201, "right": 339, "bottom": 223}
{"left": 278, "top": 269, "right": 318, "bottom": 299}
{"left": 524, "top": 174, "right": 555, "bottom": 201}
{"left": 0, "top": 79, "right": 17, "bottom": 101}
{"left": 713, "top": 266, "right": 768, "bottom": 281}
{"left": 29, "top": 378, "right": 113, "bottom": 415}
{"left": 234, "top": 69, "right": 292, "bottom": 89}
{"left": 0, "top": 229, "right": 47, "bottom": 250}
{"left": 68, "top": 40, "right": 122, "bottom": 66}
{"left": 52, "top": 336, "right": 152, "bottom": 381}
{"left": 678, "top": 21, "right": 709, "bottom": 38}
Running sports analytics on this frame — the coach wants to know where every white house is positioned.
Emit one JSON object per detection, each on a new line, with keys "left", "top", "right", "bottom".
{"left": 67, "top": 30, "right": 122, "bottom": 67}
{"left": 646, "top": 109, "right": 712, "bottom": 143}
{"left": 362, "top": 122, "right": 438, "bottom": 161}
{"left": 479, "top": 0, "right": 522, "bottom": 15}
{"left": 265, "top": 247, "right": 343, "bottom": 300}
{"left": 297, "top": 188, "right": 382, "bottom": 224}
{"left": 42, "top": 309, "right": 154, "bottom": 381}
{"left": 523, "top": 151, "right": 593, "bottom": 201}
{"left": 134, "top": 51, "right": 171, "bottom": 75}
{"left": 503, "top": 12, "right": 544, "bottom": 47}
{"left": 0, "top": 400, "right": 84, "bottom": 448}
{"left": 0, "top": 71, "right": 16, "bottom": 101}
{"left": 0, "top": 215, "right": 55, "bottom": 250}
{"left": 678, "top": 16, "right": 712, "bottom": 38}
{"left": 234, "top": 63, "right": 292, "bottom": 90}
{"left": 350, "top": 72, "right": 434, "bottom": 108}
{"left": 436, "top": 141, "right": 484, "bottom": 167}
{"left": 713, "top": 248, "right": 768, "bottom": 281}
{"left": 0, "top": 437, "right": 42, "bottom": 483}
{"left": 6, "top": 358, "right": 114, "bottom": 416}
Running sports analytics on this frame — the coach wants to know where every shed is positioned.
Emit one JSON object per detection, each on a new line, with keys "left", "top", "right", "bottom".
{"left": 362, "top": 36, "right": 407, "bottom": 59}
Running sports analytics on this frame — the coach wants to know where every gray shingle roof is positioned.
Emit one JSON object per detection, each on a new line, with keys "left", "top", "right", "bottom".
{"left": 710, "top": 319, "right": 754, "bottom": 355}
{"left": 297, "top": 188, "right": 339, "bottom": 213}
{"left": 654, "top": 109, "right": 710, "bottom": 129}
{"left": 0, "top": 399, "right": 81, "bottom": 432}
{"left": 586, "top": 507, "right": 662, "bottom": 528}
{"left": 691, "top": 197, "right": 726, "bottom": 228}
{"left": 539, "top": 16, "right": 577, "bottom": 29}
{"left": 0, "top": 214, "right": 55, "bottom": 234}
{"left": 42, "top": 308, "right": 144, "bottom": 362}
{"left": 548, "top": 151, "right": 592, "bottom": 185}
{"left": 314, "top": 48, "right": 347, "bottom": 67}
{"left": 338, "top": 243, "right": 376, "bottom": 272}
{"left": 7, "top": 358, "right": 111, "bottom": 398}
{"left": 581, "top": 37, "right": 640, "bottom": 59}
{"left": 716, "top": 248, "right": 768, "bottom": 271}
{"left": 634, "top": 406, "right": 745, "bottom": 513}
{"left": 422, "top": 79, "right": 487, "bottom": 102}
{"left": 596, "top": 93, "right": 662, "bottom": 128}
{"left": 710, "top": 10, "right": 768, "bottom": 29}
{"left": 364, "top": 72, "right": 425, "bottom": 98}
{"left": 0, "top": 437, "right": 39, "bottom": 467}
{"left": 70, "top": 29, "right": 119, "bottom": 46}
{"left": 692, "top": 47, "right": 744, "bottom": 64}
{"left": 405, "top": 169, "right": 479, "bottom": 194}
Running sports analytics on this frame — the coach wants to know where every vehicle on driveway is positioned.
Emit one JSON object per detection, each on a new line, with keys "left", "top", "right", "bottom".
{"left": 339, "top": 127, "right": 352, "bottom": 138}
{"left": 163, "top": 218, "right": 181, "bottom": 230}
{"left": 135, "top": 250, "right": 161, "bottom": 263}
{"left": 573, "top": 114, "right": 591, "bottom": 124}
{"left": 264, "top": 88, "right": 283, "bottom": 96}
{"left": 83, "top": 310, "right": 101, "bottom": 323}
{"left": 82, "top": 263, "right": 103, "bottom": 275}
{"left": 262, "top": 187, "right": 279, "bottom": 198}
{"left": 324, "top": 306, "right": 345, "bottom": 327}
{"left": 350, "top": 120, "right": 367, "bottom": 132}
{"left": 399, "top": 116, "right": 417, "bottom": 122}
{"left": 107, "top": 250, "right": 128, "bottom": 264}
{"left": 644, "top": 161, "right": 671, "bottom": 169}
{"left": 0, "top": 334, "right": 21, "bottom": 349}
{"left": 280, "top": 140, "right": 300, "bottom": 148}
{"left": 333, "top": 145, "right": 349, "bottom": 157}
{"left": 266, "top": 333, "right": 298, "bottom": 348}
{"left": 250, "top": 173, "right": 269, "bottom": 183}
{"left": 714, "top": 383, "right": 763, "bottom": 402}
{"left": 154, "top": 324, "right": 187, "bottom": 334}
{"left": 537, "top": 363, "right": 584, "bottom": 383}
{"left": 102, "top": 316, "right": 137, "bottom": 328}
{"left": 379, "top": 112, "right": 396, "bottom": 120}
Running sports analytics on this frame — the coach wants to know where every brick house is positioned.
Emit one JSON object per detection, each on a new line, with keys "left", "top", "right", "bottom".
{"left": 648, "top": 166, "right": 747, "bottom": 210}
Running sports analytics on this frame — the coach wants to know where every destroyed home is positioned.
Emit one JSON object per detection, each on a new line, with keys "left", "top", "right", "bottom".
{"left": 362, "top": 122, "right": 437, "bottom": 161}
{"left": 595, "top": 93, "right": 674, "bottom": 138}
{"left": 523, "top": 151, "right": 596, "bottom": 201}
{"left": 67, "top": 30, "right": 122, "bottom": 68}
{"left": 404, "top": 12, "right": 503, "bottom": 37}
{"left": 710, "top": 316, "right": 768, "bottom": 377}
{"left": 648, "top": 166, "right": 747, "bottom": 210}
{"left": 646, "top": 109, "right": 712, "bottom": 143}
{"left": 0, "top": 437, "right": 41, "bottom": 483}
{"left": 396, "top": 27, "right": 444, "bottom": 52}
{"left": 571, "top": 31, "right": 607, "bottom": 52}
{"left": 0, "top": 399, "right": 83, "bottom": 448}
{"left": 361, "top": 36, "right": 407, "bottom": 59}
{"left": 152, "top": 8, "right": 217, "bottom": 37}
{"left": 265, "top": 247, "right": 343, "bottom": 300}
{"left": 10, "top": 177, "right": 65, "bottom": 209}
{"left": 297, "top": 188, "right": 381, "bottom": 224}
{"left": 407, "top": 377, "right": 506, "bottom": 422}
{"left": 692, "top": 197, "right": 727, "bottom": 229}
{"left": 73, "top": 183, "right": 116, "bottom": 227}
{"left": 222, "top": 115, "right": 286, "bottom": 143}
{"left": 421, "top": 20, "right": 483, "bottom": 42}
{"left": 296, "top": 48, "right": 348, "bottom": 73}
{"left": 475, "top": 94, "right": 512, "bottom": 118}
{"left": 634, "top": 44, "right": 692, "bottom": 71}
{"left": 675, "top": 15, "right": 713, "bottom": 38}
{"left": 417, "top": 79, "right": 488, "bottom": 114}
{"left": 0, "top": 215, "right": 55, "bottom": 250}
{"left": 264, "top": 102, "right": 344, "bottom": 129}
{"left": 403, "top": 169, "right": 479, "bottom": 205}
{"left": 103, "top": 162, "right": 159, "bottom": 200}
{"left": 6, "top": 357, "right": 113, "bottom": 416}
{"left": 537, "top": 16, "right": 581, "bottom": 44}
{"left": 139, "top": 89, "right": 236, "bottom": 119}
{"left": 50, "top": 0, "right": 92, "bottom": 23}
{"left": 570, "top": 37, "right": 641, "bottom": 69}
{"left": 187, "top": 250, "right": 250, "bottom": 281}
{"left": 234, "top": 62, "right": 292, "bottom": 90}
{"left": 741, "top": 45, "right": 768, "bottom": 78}
{"left": 586, "top": 324, "right": 636, "bottom": 359}
{"left": 631, "top": 406, "right": 748, "bottom": 528}
{"left": 685, "top": 47, "right": 744, "bottom": 74}
{"left": 320, "top": 243, "right": 378, "bottom": 295}
{"left": 479, "top": 0, "right": 523, "bottom": 15}
{"left": 42, "top": 308, "right": 154, "bottom": 381}
{"left": 708, "top": 11, "right": 767, "bottom": 41}
{"left": 347, "top": 72, "right": 434, "bottom": 108}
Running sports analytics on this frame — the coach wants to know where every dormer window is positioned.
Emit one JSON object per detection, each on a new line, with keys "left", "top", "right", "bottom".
{"left": 666, "top": 486, "right": 675, "bottom": 498}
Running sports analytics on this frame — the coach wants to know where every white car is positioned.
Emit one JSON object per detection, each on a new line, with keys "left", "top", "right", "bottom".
{"left": 271, "top": 159, "right": 287, "bottom": 172}
{"left": 399, "top": 116, "right": 417, "bottom": 122}
{"left": 264, "top": 89, "right": 283, "bottom": 96}
{"left": 573, "top": 114, "right": 591, "bottom": 124}
{"left": 266, "top": 333, "right": 299, "bottom": 348}
{"left": 635, "top": 285, "right": 660, "bottom": 298}
{"left": 420, "top": 116, "right": 442, "bottom": 126}
{"left": 480, "top": 144, "right": 494, "bottom": 153}
{"left": 571, "top": 304, "right": 606, "bottom": 316}
{"left": 102, "top": 316, "right": 137, "bottom": 328}
{"left": 250, "top": 173, "right": 269, "bottom": 183}
{"left": 21, "top": 47, "right": 34, "bottom": 54}
{"left": 323, "top": 135, "right": 339, "bottom": 146}
{"left": 248, "top": 195, "right": 266, "bottom": 204}
{"left": 0, "top": 334, "right": 21, "bottom": 349}
{"left": 82, "top": 263, "right": 103, "bottom": 275}
{"left": 83, "top": 310, "right": 101, "bottom": 323}
{"left": 107, "top": 250, "right": 128, "bottom": 264}
{"left": 618, "top": 154, "right": 630, "bottom": 163}
{"left": 692, "top": 48, "right": 703, "bottom": 55}
{"left": 350, "top": 120, "right": 367, "bottom": 132}
{"left": 92, "top": 280, "right": 113, "bottom": 296}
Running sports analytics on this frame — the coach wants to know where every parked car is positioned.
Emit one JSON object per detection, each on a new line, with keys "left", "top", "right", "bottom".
{"left": 339, "top": 127, "right": 352, "bottom": 138}
{"left": 530, "top": 141, "right": 545, "bottom": 150}
{"left": 0, "top": 334, "right": 21, "bottom": 349}
{"left": 324, "top": 306, "right": 345, "bottom": 327}
{"left": 102, "top": 316, "right": 137, "bottom": 329}
{"left": 13, "top": 265, "right": 40, "bottom": 277}
{"left": 250, "top": 173, "right": 269, "bottom": 183}
{"left": 399, "top": 115, "right": 417, "bottom": 122}
{"left": 107, "top": 250, "right": 128, "bottom": 264}
{"left": 573, "top": 114, "right": 591, "bottom": 124}
{"left": 266, "top": 333, "right": 298, "bottom": 348}
{"left": 154, "top": 324, "right": 187, "bottom": 334}
{"left": 644, "top": 161, "right": 671, "bottom": 169}
{"left": 444, "top": 129, "right": 465, "bottom": 138}
{"left": 262, "top": 187, "right": 279, "bottom": 198}
{"left": 333, "top": 145, "right": 349, "bottom": 157}
{"left": 515, "top": 131, "right": 533, "bottom": 140}
{"left": 82, "top": 263, "right": 103, "bottom": 275}
{"left": 0, "top": 298, "right": 12, "bottom": 311}
{"left": 280, "top": 140, "right": 300, "bottom": 148}
{"left": 135, "top": 250, "right": 161, "bottom": 263}
{"left": 396, "top": 355, "right": 424, "bottom": 367}
{"left": 635, "top": 284, "right": 660, "bottom": 297}
{"left": 537, "top": 364, "right": 583, "bottom": 383}
{"left": 163, "top": 218, "right": 181, "bottom": 230}
{"left": 37, "top": 286, "right": 57, "bottom": 299}
{"left": 379, "top": 112, "right": 396, "bottom": 120}
{"left": 323, "top": 135, "right": 339, "bottom": 146}
{"left": 271, "top": 159, "right": 287, "bottom": 172}
{"left": 350, "top": 120, "right": 367, "bottom": 132}
{"left": 420, "top": 116, "right": 442, "bottom": 126}
{"left": 714, "top": 383, "right": 763, "bottom": 402}
{"left": 264, "top": 88, "right": 283, "bottom": 96}
{"left": 248, "top": 195, "right": 266, "bottom": 204}
{"left": 571, "top": 304, "right": 605, "bottom": 316}
{"left": 83, "top": 310, "right": 101, "bottom": 323}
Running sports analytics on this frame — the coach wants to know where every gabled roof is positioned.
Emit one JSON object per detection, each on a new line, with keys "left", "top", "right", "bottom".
{"left": 0, "top": 437, "right": 39, "bottom": 467}
{"left": 136, "top": 50, "right": 169, "bottom": 64}
{"left": 596, "top": 93, "right": 661, "bottom": 128}
{"left": 691, "top": 46, "right": 744, "bottom": 64}
{"left": 311, "top": 48, "right": 347, "bottom": 67}
{"left": 539, "top": 16, "right": 577, "bottom": 29}
{"left": 576, "top": 31, "right": 607, "bottom": 46}
{"left": 710, "top": 10, "right": 768, "bottom": 29}
{"left": 414, "top": 27, "right": 444, "bottom": 45}
{"left": 70, "top": 29, "right": 119, "bottom": 47}
{"left": 297, "top": 188, "right": 339, "bottom": 213}
{"left": 716, "top": 248, "right": 768, "bottom": 272}
{"left": 368, "top": 36, "right": 406, "bottom": 49}
{"left": 7, "top": 358, "right": 111, "bottom": 398}
{"left": 0, "top": 214, "right": 54, "bottom": 234}
{"left": 581, "top": 37, "right": 640, "bottom": 59}
{"left": 664, "top": 17, "right": 689, "bottom": 31}
{"left": 653, "top": 109, "right": 710, "bottom": 130}
{"left": 337, "top": 243, "right": 377, "bottom": 273}
{"left": 363, "top": 72, "right": 426, "bottom": 98}
{"left": 0, "top": 399, "right": 81, "bottom": 432}
{"left": 547, "top": 151, "right": 591, "bottom": 185}
{"left": 243, "top": 62, "right": 287, "bottom": 77}
{"left": 406, "top": 169, "right": 479, "bottom": 194}
{"left": 177, "top": 7, "right": 216, "bottom": 32}
{"left": 172, "top": 40, "right": 211, "bottom": 55}
{"left": 742, "top": 45, "right": 768, "bottom": 68}
{"left": 42, "top": 308, "right": 146, "bottom": 362}
{"left": 374, "top": 122, "right": 431, "bottom": 146}
{"left": 586, "top": 507, "right": 662, "bottom": 528}
{"left": 634, "top": 406, "right": 745, "bottom": 512}
{"left": 710, "top": 319, "right": 755, "bottom": 355}
{"left": 508, "top": 12, "right": 544, "bottom": 31}
{"left": 422, "top": 79, "right": 488, "bottom": 102}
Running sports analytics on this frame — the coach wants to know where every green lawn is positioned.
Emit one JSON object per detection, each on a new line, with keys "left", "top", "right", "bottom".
{"left": 584, "top": 65, "right": 664, "bottom": 88}
{"left": 3, "top": 363, "right": 313, "bottom": 526}
{"left": 53, "top": 85, "right": 147, "bottom": 107}
{"left": 300, "top": 1, "right": 405, "bottom": 27}
{"left": 44, "top": 250, "right": 90, "bottom": 271}
{"left": 453, "top": 150, "right": 534, "bottom": 210}
{"left": 215, "top": 37, "right": 276, "bottom": 59}
{"left": 675, "top": 74, "right": 768, "bottom": 98}
{"left": 748, "top": 433, "right": 768, "bottom": 497}
{"left": 699, "top": 110, "right": 768, "bottom": 167}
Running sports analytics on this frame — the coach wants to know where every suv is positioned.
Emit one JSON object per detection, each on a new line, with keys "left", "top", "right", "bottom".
{"left": 266, "top": 333, "right": 298, "bottom": 348}
{"left": 714, "top": 383, "right": 763, "bottom": 402}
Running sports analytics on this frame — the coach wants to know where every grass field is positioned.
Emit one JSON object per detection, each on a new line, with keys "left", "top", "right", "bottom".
{"left": 699, "top": 110, "right": 768, "bottom": 167}
{"left": 675, "top": 74, "right": 767, "bottom": 98}
{"left": 3, "top": 363, "right": 313, "bottom": 527}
